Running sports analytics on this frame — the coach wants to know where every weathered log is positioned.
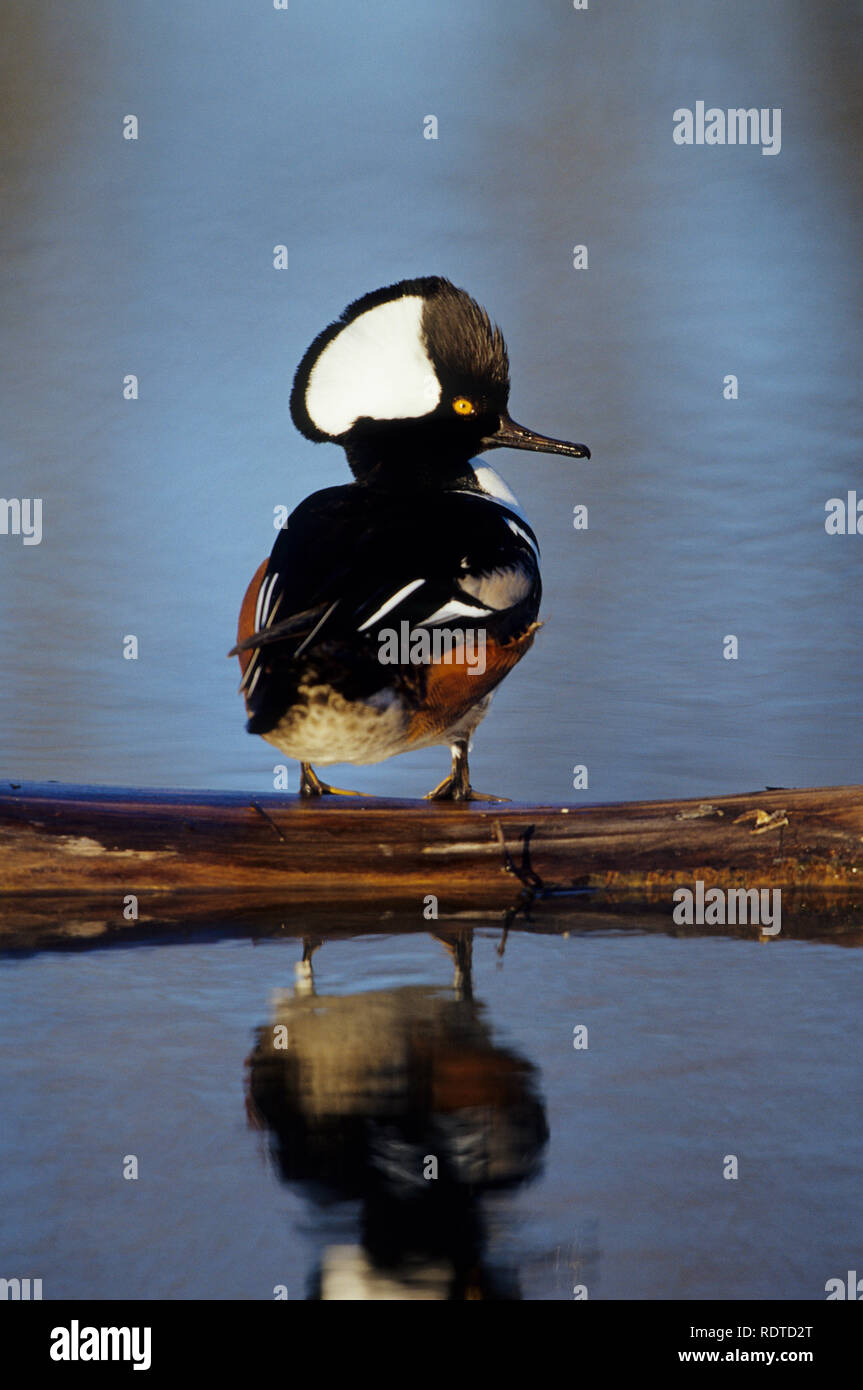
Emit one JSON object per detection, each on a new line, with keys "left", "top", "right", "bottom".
{"left": 1, "top": 782, "right": 862, "bottom": 939}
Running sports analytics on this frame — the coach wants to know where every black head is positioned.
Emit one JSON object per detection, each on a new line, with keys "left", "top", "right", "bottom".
{"left": 289, "top": 276, "right": 590, "bottom": 484}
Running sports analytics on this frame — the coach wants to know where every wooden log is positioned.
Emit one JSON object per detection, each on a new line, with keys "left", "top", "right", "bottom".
{"left": 1, "top": 781, "right": 862, "bottom": 912}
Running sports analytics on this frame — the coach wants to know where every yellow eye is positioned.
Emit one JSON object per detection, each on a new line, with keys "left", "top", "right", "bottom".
{"left": 452, "top": 397, "right": 476, "bottom": 416}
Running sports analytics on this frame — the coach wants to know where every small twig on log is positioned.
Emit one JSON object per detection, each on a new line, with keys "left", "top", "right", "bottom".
{"left": 250, "top": 800, "right": 286, "bottom": 844}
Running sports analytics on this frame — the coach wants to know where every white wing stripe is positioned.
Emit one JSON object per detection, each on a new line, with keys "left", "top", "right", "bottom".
{"left": 357, "top": 578, "right": 426, "bottom": 630}
{"left": 505, "top": 517, "right": 539, "bottom": 556}
{"left": 418, "top": 599, "right": 494, "bottom": 625}
{"left": 261, "top": 573, "right": 281, "bottom": 627}
{"left": 255, "top": 572, "right": 279, "bottom": 631}
{"left": 253, "top": 576, "right": 267, "bottom": 631}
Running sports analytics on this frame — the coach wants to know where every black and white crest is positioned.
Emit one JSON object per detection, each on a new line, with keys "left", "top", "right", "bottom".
{"left": 289, "top": 277, "right": 510, "bottom": 443}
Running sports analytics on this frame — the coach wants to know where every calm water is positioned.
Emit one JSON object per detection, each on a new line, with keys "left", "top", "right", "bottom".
{"left": 1, "top": 917, "right": 862, "bottom": 1300}
{"left": 1, "top": 0, "right": 861, "bottom": 801}
{"left": 2, "top": 2, "right": 862, "bottom": 1302}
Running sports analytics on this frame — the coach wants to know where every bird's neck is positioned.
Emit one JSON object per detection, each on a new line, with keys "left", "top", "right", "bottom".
{"left": 344, "top": 422, "right": 480, "bottom": 493}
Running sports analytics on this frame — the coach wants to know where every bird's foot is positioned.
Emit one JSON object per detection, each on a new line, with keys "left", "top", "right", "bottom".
{"left": 425, "top": 774, "right": 510, "bottom": 803}
{"left": 299, "top": 763, "right": 368, "bottom": 797}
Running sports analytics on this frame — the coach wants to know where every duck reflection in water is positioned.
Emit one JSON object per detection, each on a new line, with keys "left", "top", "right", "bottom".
{"left": 245, "top": 930, "right": 548, "bottom": 1299}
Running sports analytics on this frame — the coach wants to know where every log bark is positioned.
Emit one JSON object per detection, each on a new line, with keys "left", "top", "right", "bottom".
{"left": 1, "top": 781, "right": 862, "bottom": 916}
{"left": 2, "top": 780, "right": 862, "bottom": 950}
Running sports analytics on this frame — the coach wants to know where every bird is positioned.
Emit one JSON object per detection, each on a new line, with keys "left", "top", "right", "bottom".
{"left": 230, "top": 276, "right": 590, "bottom": 800}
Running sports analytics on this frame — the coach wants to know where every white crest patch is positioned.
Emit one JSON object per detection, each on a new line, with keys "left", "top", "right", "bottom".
{"left": 305, "top": 296, "right": 441, "bottom": 437}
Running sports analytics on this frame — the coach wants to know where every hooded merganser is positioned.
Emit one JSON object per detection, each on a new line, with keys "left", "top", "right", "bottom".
{"left": 230, "top": 277, "right": 590, "bottom": 799}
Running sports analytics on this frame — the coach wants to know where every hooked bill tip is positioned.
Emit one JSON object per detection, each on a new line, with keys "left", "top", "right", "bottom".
{"left": 484, "top": 414, "right": 591, "bottom": 460}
